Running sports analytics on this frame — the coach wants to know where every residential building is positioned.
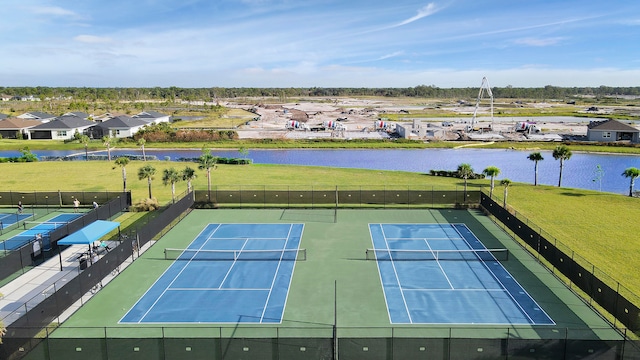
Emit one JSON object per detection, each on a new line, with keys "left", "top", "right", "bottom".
{"left": 133, "top": 111, "right": 170, "bottom": 124}
{"left": 27, "top": 115, "right": 94, "bottom": 140}
{"left": 89, "top": 115, "right": 149, "bottom": 139}
{"left": 17, "top": 111, "right": 56, "bottom": 123}
{"left": 586, "top": 119, "right": 640, "bottom": 143}
{"left": 0, "top": 118, "right": 42, "bottom": 139}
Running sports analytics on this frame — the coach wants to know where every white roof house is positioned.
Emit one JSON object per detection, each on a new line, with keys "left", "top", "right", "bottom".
{"left": 17, "top": 111, "right": 56, "bottom": 123}
{"left": 28, "top": 115, "right": 94, "bottom": 140}
{"left": 133, "top": 111, "right": 170, "bottom": 125}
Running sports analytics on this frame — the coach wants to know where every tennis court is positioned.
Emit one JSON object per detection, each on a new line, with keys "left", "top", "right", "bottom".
{"left": 0, "top": 212, "right": 32, "bottom": 228}
{"left": 120, "top": 223, "right": 304, "bottom": 324}
{"left": 55, "top": 208, "right": 621, "bottom": 353}
{"left": 369, "top": 223, "right": 555, "bottom": 325}
{"left": 1, "top": 213, "right": 81, "bottom": 251}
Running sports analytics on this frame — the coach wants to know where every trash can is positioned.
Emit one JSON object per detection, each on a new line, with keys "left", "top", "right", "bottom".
{"left": 79, "top": 257, "right": 88, "bottom": 270}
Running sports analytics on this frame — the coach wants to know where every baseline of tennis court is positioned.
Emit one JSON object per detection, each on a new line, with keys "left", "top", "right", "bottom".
{"left": 369, "top": 223, "right": 555, "bottom": 325}
{"left": 0, "top": 213, "right": 33, "bottom": 228}
{"left": 1, "top": 213, "right": 81, "bottom": 251}
{"left": 120, "top": 223, "right": 304, "bottom": 324}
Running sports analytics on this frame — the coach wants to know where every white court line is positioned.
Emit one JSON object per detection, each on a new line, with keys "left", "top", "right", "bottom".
{"left": 218, "top": 239, "right": 249, "bottom": 288}
{"left": 424, "top": 239, "right": 455, "bottom": 290}
{"left": 259, "top": 224, "right": 294, "bottom": 322}
{"left": 168, "top": 287, "right": 271, "bottom": 291}
{"left": 137, "top": 224, "right": 222, "bottom": 323}
{"left": 380, "top": 224, "right": 414, "bottom": 323}
{"left": 452, "top": 224, "right": 536, "bottom": 324}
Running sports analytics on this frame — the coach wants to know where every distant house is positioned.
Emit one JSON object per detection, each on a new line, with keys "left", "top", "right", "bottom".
{"left": 0, "top": 94, "right": 12, "bottom": 101}
{"left": 62, "top": 111, "right": 91, "bottom": 120}
{"left": 133, "top": 111, "right": 170, "bottom": 124}
{"left": 14, "top": 95, "right": 40, "bottom": 101}
{"left": 89, "top": 115, "right": 149, "bottom": 139}
{"left": 587, "top": 119, "right": 640, "bottom": 143}
{"left": 28, "top": 115, "right": 94, "bottom": 140}
{"left": 17, "top": 111, "right": 56, "bottom": 123}
{"left": 0, "top": 118, "right": 42, "bottom": 139}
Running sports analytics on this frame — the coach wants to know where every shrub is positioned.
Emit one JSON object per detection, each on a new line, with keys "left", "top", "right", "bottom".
{"left": 129, "top": 198, "right": 160, "bottom": 212}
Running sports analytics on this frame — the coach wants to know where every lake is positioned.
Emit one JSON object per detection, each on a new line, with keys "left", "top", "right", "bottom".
{"left": 2, "top": 148, "right": 639, "bottom": 194}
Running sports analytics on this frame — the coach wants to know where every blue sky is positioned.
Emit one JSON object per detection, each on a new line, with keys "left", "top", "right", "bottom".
{"left": 1, "top": 0, "right": 639, "bottom": 88}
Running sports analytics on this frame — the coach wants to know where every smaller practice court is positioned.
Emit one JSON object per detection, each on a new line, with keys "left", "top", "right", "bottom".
{"left": 0, "top": 212, "right": 33, "bottom": 229}
{"left": 121, "top": 223, "right": 304, "bottom": 324}
{"left": 369, "top": 223, "right": 554, "bottom": 325}
{"left": 0, "top": 213, "right": 81, "bottom": 251}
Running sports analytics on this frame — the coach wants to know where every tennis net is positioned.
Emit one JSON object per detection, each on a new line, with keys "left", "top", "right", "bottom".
{"left": 164, "top": 248, "right": 307, "bottom": 261}
{"left": 365, "top": 248, "right": 508, "bottom": 261}
{"left": 23, "top": 221, "right": 68, "bottom": 231}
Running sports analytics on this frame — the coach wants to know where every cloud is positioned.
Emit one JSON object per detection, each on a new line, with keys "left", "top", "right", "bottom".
{"left": 29, "top": 6, "right": 79, "bottom": 17}
{"left": 394, "top": 3, "right": 440, "bottom": 27}
{"left": 514, "top": 37, "right": 565, "bottom": 47}
{"left": 357, "top": 2, "right": 442, "bottom": 35}
{"left": 74, "top": 35, "right": 113, "bottom": 44}
{"left": 619, "top": 19, "right": 640, "bottom": 26}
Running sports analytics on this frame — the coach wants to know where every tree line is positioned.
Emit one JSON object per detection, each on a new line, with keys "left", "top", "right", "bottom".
{"left": 2, "top": 85, "right": 640, "bottom": 102}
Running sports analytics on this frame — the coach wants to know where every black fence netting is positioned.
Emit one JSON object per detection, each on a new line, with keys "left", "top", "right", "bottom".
{"left": 9, "top": 331, "right": 638, "bottom": 360}
{"left": 480, "top": 193, "right": 640, "bottom": 333}
{"left": 0, "top": 191, "right": 127, "bottom": 207}
{"left": 194, "top": 187, "right": 480, "bottom": 208}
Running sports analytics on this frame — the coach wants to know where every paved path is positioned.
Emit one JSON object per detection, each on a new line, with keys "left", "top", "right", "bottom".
{"left": 0, "top": 241, "right": 152, "bottom": 327}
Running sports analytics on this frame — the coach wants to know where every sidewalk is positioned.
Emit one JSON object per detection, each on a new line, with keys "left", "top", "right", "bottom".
{"left": 0, "top": 241, "right": 152, "bottom": 327}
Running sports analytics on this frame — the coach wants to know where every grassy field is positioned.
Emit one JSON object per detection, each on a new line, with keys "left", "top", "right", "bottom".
{"left": 1, "top": 160, "right": 639, "bottom": 306}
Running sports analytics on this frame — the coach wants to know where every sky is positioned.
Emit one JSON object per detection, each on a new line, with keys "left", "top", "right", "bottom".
{"left": 1, "top": 0, "right": 640, "bottom": 88}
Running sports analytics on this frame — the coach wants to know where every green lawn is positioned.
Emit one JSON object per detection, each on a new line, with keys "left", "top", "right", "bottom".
{"left": 1, "top": 160, "right": 639, "bottom": 306}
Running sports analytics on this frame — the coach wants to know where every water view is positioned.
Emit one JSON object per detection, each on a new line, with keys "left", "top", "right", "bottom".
{"left": 2, "top": 148, "right": 639, "bottom": 194}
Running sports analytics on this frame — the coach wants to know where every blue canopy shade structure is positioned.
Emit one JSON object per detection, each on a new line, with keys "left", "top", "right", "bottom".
{"left": 57, "top": 220, "right": 120, "bottom": 245}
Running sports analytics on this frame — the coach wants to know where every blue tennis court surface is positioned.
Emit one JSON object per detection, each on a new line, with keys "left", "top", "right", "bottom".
{"left": 369, "top": 223, "right": 555, "bottom": 325}
{"left": 121, "top": 223, "right": 304, "bottom": 324}
{"left": 0, "top": 213, "right": 32, "bottom": 228}
{"left": 1, "top": 213, "right": 81, "bottom": 251}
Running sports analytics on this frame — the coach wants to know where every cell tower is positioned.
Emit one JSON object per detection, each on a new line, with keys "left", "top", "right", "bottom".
{"left": 471, "top": 77, "right": 494, "bottom": 131}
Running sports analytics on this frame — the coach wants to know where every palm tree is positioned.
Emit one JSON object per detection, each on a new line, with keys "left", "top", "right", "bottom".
{"left": 622, "top": 167, "right": 640, "bottom": 197}
{"left": 79, "top": 135, "right": 90, "bottom": 161}
{"left": 198, "top": 149, "right": 218, "bottom": 200}
{"left": 552, "top": 145, "right": 572, "bottom": 187}
{"left": 482, "top": 166, "right": 500, "bottom": 198}
{"left": 137, "top": 138, "right": 147, "bottom": 161}
{"left": 239, "top": 146, "right": 249, "bottom": 159}
{"left": 114, "top": 157, "right": 130, "bottom": 192}
{"left": 500, "top": 179, "right": 512, "bottom": 208}
{"left": 162, "top": 167, "right": 181, "bottom": 202}
{"left": 182, "top": 166, "right": 197, "bottom": 192}
{"left": 527, "top": 152, "right": 544, "bottom": 186}
{"left": 137, "top": 164, "right": 156, "bottom": 199}
{"left": 102, "top": 136, "right": 117, "bottom": 161}
{"left": 457, "top": 163, "right": 474, "bottom": 202}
